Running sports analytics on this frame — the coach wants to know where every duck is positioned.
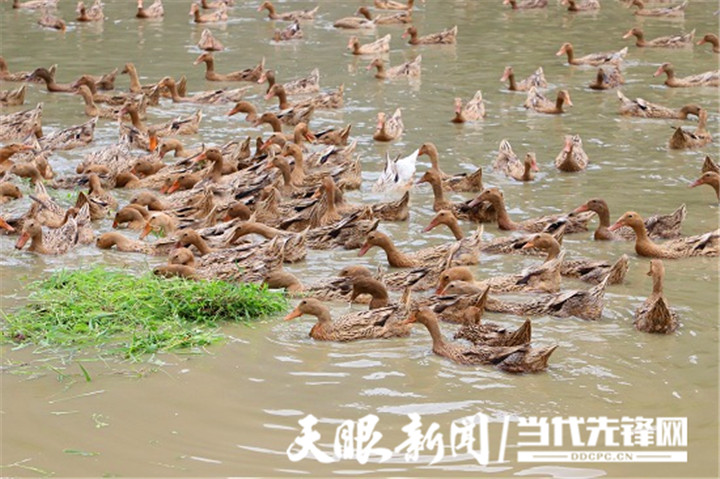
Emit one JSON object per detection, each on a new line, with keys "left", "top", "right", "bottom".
{"left": 359, "top": 229, "right": 479, "bottom": 268}
{"left": 96, "top": 231, "right": 156, "bottom": 255}
{"left": 72, "top": 75, "right": 150, "bottom": 107}
{"left": 616, "top": 91, "right": 701, "bottom": 119}
{"left": 423, "top": 210, "right": 468, "bottom": 241}
{"left": 258, "top": 68, "right": 320, "bottom": 96}
{"left": 451, "top": 90, "right": 484, "bottom": 123}
{"left": 702, "top": 155, "right": 720, "bottom": 174}
{"left": 0, "top": 216, "right": 15, "bottom": 232}
{"left": 654, "top": 63, "right": 719, "bottom": 87}
{"left": 372, "top": 108, "right": 403, "bottom": 142}
{"left": 355, "top": 6, "right": 411, "bottom": 24}
{"left": 690, "top": 171, "right": 720, "bottom": 202}
{"left": 589, "top": 66, "right": 624, "bottom": 90}
{"left": 273, "top": 21, "right": 303, "bottom": 42}
{"left": 374, "top": 0, "right": 414, "bottom": 10}
{"left": 263, "top": 269, "right": 304, "bottom": 293}
{"left": 348, "top": 34, "right": 391, "bottom": 55}
{"left": 198, "top": 28, "right": 224, "bottom": 51}
{"left": 0, "top": 57, "right": 48, "bottom": 82}
{"left": 623, "top": 27, "right": 694, "bottom": 48}
{"left": 120, "top": 103, "right": 202, "bottom": 139}
{"left": 136, "top": 0, "right": 163, "bottom": 18}
{"left": 0, "top": 182, "right": 22, "bottom": 204}
{"left": 266, "top": 83, "right": 343, "bottom": 110}
{"left": 403, "top": 25, "right": 457, "bottom": 45}
{"left": 562, "top": 0, "right": 599, "bottom": 11}
{"left": 283, "top": 297, "right": 411, "bottom": 342}
{"left": 556, "top": 43, "right": 627, "bottom": 66}
{"left": 697, "top": 34, "right": 719, "bottom": 53}
{"left": 74, "top": 85, "right": 124, "bottom": 119}
{"left": 38, "top": 10, "right": 66, "bottom": 31}
{"left": 522, "top": 233, "right": 629, "bottom": 285}
{"left": 0, "top": 104, "right": 43, "bottom": 142}
{"left": 0, "top": 85, "right": 26, "bottom": 107}
{"left": 456, "top": 313, "right": 532, "bottom": 349}
{"left": 417, "top": 142, "right": 484, "bottom": 192}
{"left": 38, "top": 117, "right": 96, "bottom": 152}
{"left": 609, "top": 211, "right": 718, "bottom": 258}
{"left": 139, "top": 212, "right": 178, "bottom": 240}
{"left": 635, "top": 260, "right": 678, "bottom": 334}
{"left": 500, "top": 66, "right": 547, "bottom": 92}
{"left": 416, "top": 169, "right": 480, "bottom": 219}
{"left": 373, "top": 148, "right": 418, "bottom": 191}
{"left": 669, "top": 108, "right": 712, "bottom": 149}
{"left": 122, "top": 63, "right": 182, "bottom": 98}
{"left": 0, "top": 143, "right": 34, "bottom": 174}
{"left": 14, "top": 206, "right": 88, "bottom": 255}
{"left": 154, "top": 263, "right": 198, "bottom": 280}
{"left": 76, "top": 0, "right": 103, "bottom": 22}
{"left": 470, "top": 187, "right": 592, "bottom": 233}
{"left": 87, "top": 172, "right": 117, "bottom": 209}
{"left": 194, "top": 53, "right": 265, "bottom": 82}
{"left": 404, "top": 308, "right": 556, "bottom": 373}
{"left": 333, "top": 11, "right": 376, "bottom": 29}
{"left": 112, "top": 205, "right": 148, "bottom": 230}
{"left": 189, "top": 2, "right": 228, "bottom": 23}
{"left": 629, "top": 0, "right": 687, "bottom": 17}
{"left": 257, "top": 1, "right": 318, "bottom": 21}
{"left": 524, "top": 87, "right": 572, "bottom": 114}
{"left": 159, "top": 76, "right": 249, "bottom": 104}
{"left": 555, "top": 134, "right": 589, "bottom": 172}
{"left": 503, "top": 0, "right": 548, "bottom": 9}
{"left": 28, "top": 67, "right": 74, "bottom": 93}
{"left": 573, "top": 198, "right": 686, "bottom": 241}
{"left": 13, "top": 0, "right": 59, "bottom": 9}
{"left": 367, "top": 56, "right": 421, "bottom": 80}
{"left": 493, "top": 139, "right": 538, "bottom": 181}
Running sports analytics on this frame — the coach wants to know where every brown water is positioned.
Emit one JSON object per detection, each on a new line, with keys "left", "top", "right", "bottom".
{"left": 1, "top": 0, "right": 719, "bottom": 477}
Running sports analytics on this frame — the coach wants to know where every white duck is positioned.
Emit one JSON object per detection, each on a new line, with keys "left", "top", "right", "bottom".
{"left": 374, "top": 148, "right": 419, "bottom": 192}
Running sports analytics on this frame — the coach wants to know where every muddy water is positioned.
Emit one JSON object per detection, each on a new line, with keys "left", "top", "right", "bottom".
{"left": 1, "top": 0, "right": 718, "bottom": 476}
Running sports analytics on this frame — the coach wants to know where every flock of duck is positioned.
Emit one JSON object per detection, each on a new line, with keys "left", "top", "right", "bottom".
{"left": 1, "top": 0, "right": 718, "bottom": 374}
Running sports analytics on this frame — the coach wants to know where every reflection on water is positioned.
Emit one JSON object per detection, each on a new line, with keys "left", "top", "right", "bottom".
{"left": 1, "top": 0, "right": 718, "bottom": 477}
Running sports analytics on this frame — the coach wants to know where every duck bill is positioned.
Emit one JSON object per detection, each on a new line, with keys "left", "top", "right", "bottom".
{"left": 311, "top": 187, "right": 322, "bottom": 199}
{"left": 402, "top": 312, "right": 417, "bottom": 325}
{"left": 500, "top": 69, "right": 510, "bottom": 82}
{"left": 689, "top": 178, "right": 704, "bottom": 188}
{"left": 166, "top": 180, "right": 181, "bottom": 194}
{"left": 264, "top": 92, "right": 273, "bottom": 101}
{"left": 193, "top": 152, "right": 208, "bottom": 163}
{"left": 608, "top": 220, "right": 624, "bottom": 232}
{"left": 227, "top": 104, "right": 241, "bottom": 116}
{"left": 573, "top": 203, "right": 590, "bottom": 213}
{"left": 111, "top": 218, "right": 119, "bottom": 228}
{"left": 304, "top": 131, "right": 316, "bottom": 142}
{"left": 222, "top": 213, "right": 234, "bottom": 222}
{"left": 401, "top": 31, "right": 409, "bottom": 39}
{"left": 139, "top": 222, "right": 152, "bottom": 239}
{"left": 193, "top": 56, "right": 203, "bottom": 66}
{"left": 159, "top": 184, "right": 169, "bottom": 194}
{"left": 622, "top": 30, "right": 633, "bottom": 39}
{"left": 358, "top": 242, "right": 371, "bottom": 257}
{"left": 283, "top": 306, "right": 303, "bottom": 321}
{"left": 564, "top": 97, "right": 573, "bottom": 107}
{"left": 148, "top": 135, "right": 158, "bottom": 152}
{"left": 0, "top": 218, "right": 15, "bottom": 232}
{"left": 467, "top": 196, "right": 482, "bottom": 208}
{"left": 423, "top": 218, "right": 439, "bottom": 233}
{"left": 257, "top": 72, "right": 267, "bottom": 84}
{"left": 521, "top": 240, "right": 535, "bottom": 250}
{"left": 555, "top": 47, "right": 565, "bottom": 56}
{"left": 652, "top": 65, "right": 664, "bottom": 77}
{"left": 697, "top": 38, "right": 706, "bottom": 45}
{"left": 15, "top": 232, "right": 30, "bottom": 249}
{"left": 434, "top": 286, "right": 446, "bottom": 295}
{"left": 531, "top": 159, "right": 539, "bottom": 172}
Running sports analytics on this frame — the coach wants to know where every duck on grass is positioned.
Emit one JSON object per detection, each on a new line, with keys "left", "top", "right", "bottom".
{"left": 2, "top": 268, "right": 288, "bottom": 360}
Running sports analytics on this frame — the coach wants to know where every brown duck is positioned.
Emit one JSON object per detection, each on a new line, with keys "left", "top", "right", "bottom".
{"left": 573, "top": 198, "right": 685, "bottom": 240}
{"left": 634, "top": 259, "right": 678, "bottom": 334}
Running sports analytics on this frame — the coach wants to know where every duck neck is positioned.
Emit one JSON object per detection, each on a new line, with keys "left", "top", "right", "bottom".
{"left": 374, "top": 63, "right": 386, "bottom": 79}
{"left": 191, "top": 236, "right": 213, "bottom": 255}
{"left": 408, "top": 30, "right": 419, "bottom": 45}
{"left": 422, "top": 318, "right": 447, "bottom": 350}
{"left": 203, "top": 57, "right": 215, "bottom": 74}
{"left": 522, "top": 160, "right": 534, "bottom": 181}
{"left": 555, "top": 94, "right": 566, "bottom": 112}
{"left": 543, "top": 242, "right": 561, "bottom": 262}
{"left": 265, "top": 115, "right": 283, "bottom": 132}
{"left": 166, "top": 81, "right": 182, "bottom": 102}
{"left": 274, "top": 88, "right": 290, "bottom": 110}
{"left": 379, "top": 239, "right": 415, "bottom": 268}
{"left": 127, "top": 108, "right": 144, "bottom": 129}
{"left": 287, "top": 148, "right": 305, "bottom": 184}
{"left": 313, "top": 305, "right": 333, "bottom": 325}
{"left": 445, "top": 219, "right": 464, "bottom": 240}
{"left": 491, "top": 196, "right": 516, "bottom": 230}
{"left": 325, "top": 183, "right": 337, "bottom": 217}
{"left": 29, "top": 229, "right": 46, "bottom": 253}
{"left": 247, "top": 222, "right": 281, "bottom": 239}
{"left": 564, "top": 45, "right": 574, "bottom": 64}
{"left": 651, "top": 270, "right": 664, "bottom": 296}
{"left": 277, "top": 161, "right": 292, "bottom": 189}
{"left": 208, "top": 157, "right": 224, "bottom": 181}
{"left": 425, "top": 144, "right": 440, "bottom": 170}
{"left": 127, "top": 67, "right": 142, "bottom": 92}
{"left": 264, "top": 2, "right": 277, "bottom": 18}
{"left": 507, "top": 72, "right": 517, "bottom": 91}
{"left": 265, "top": 73, "right": 276, "bottom": 93}
{"left": 634, "top": 31, "right": 646, "bottom": 47}
{"left": 426, "top": 177, "right": 446, "bottom": 210}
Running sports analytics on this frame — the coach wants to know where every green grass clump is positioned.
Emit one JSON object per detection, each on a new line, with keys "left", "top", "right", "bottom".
{"left": 2, "top": 268, "right": 288, "bottom": 359}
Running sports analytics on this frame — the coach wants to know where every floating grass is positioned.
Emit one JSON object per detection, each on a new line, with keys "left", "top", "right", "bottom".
{"left": 1, "top": 268, "right": 288, "bottom": 359}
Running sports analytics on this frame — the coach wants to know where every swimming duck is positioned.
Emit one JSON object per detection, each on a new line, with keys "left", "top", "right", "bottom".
{"left": 404, "top": 308, "right": 555, "bottom": 373}
{"left": 15, "top": 206, "right": 89, "bottom": 255}
{"left": 257, "top": 1, "right": 318, "bottom": 21}
{"left": 423, "top": 210, "right": 468, "bottom": 241}
{"left": 373, "top": 108, "right": 403, "bottom": 142}
{"left": 415, "top": 169, "right": 478, "bottom": 219}
{"left": 690, "top": 171, "right": 720, "bottom": 202}
{"left": 333, "top": 10, "right": 376, "bottom": 29}
{"left": 0, "top": 104, "right": 43, "bottom": 142}
{"left": 74, "top": 85, "right": 127, "bottom": 119}
{"left": 284, "top": 297, "right": 411, "bottom": 342}
{"left": 38, "top": 10, "right": 66, "bottom": 31}
{"left": 493, "top": 139, "right": 538, "bottom": 181}
{"left": 348, "top": 34, "right": 391, "bottom": 55}
{"left": 198, "top": 28, "right": 224, "bottom": 51}
{"left": 654, "top": 63, "right": 719, "bottom": 87}
{"left": 367, "top": 56, "right": 422, "bottom": 80}
{"left": 563, "top": 0, "right": 599, "bottom": 11}
{"left": 669, "top": 108, "right": 712, "bottom": 149}
{"left": 403, "top": 25, "right": 457, "bottom": 45}
{"left": 555, "top": 134, "right": 589, "bottom": 172}
{"left": 258, "top": 68, "right": 320, "bottom": 95}
{"left": 0, "top": 143, "right": 35, "bottom": 175}
{"left": 76, "top": 0, "right": 103, "bottom": 22}
{"left": 629, "top": 0, "right": 687, "bottom": 17}
{"left": 0, "top": 57, "right": 47, "bottom": 82}
{"left": 522, "top": 233, "right": 629, "bottom": 285}
{"left": 374, "top": 148, "right": 418, "bottom": 191}
{"left": 451, "top": 90, "right": 485, "bottom": 122}
{"left": 266, "top": 83, "right": 343, "bottom": 110}
{"left": 0, "top": 182, "right": 22, "bottom": 204}
{"left": 139, "top": 212, "right": 178, "bottom": 239}
{"left": 500, "top": 66, "right": 547, "bottom": 91}
{"left": 524, "top": 87, "right": 572, "bottom": 114}
{"left": 470, "top": 188, "right": 592, "bottom": 233}
{"left": 194, "top": 53, "right": 264, "bottom": 82}
{"left": 609, "top": 211, "right": 718, "bottom": 258}
{"left": 697, "top": 34, "right": 719, "bottom": 53}
{"left": 503, "top": 0, "right": 548, "bottom": 9}
{"left": 28, "top": 67, "right": 74, "bottom": 93}
{"left": 635, "top": 259, "right": 678, "bottom": 334}
{"left": 263, "top": 269, "right": 304, "bottom": 293}
{"left": 374, "top": 0, "right": 414, "bottom": 10}
{"left": 455, "top": 312, "right": 532, "bottom": 349}
{"left": 556, "top": 43, "right": 627, "bottom": 66}
{"left": 39, "top": 117, "right": 96, "bottom": 152}
{"left": 359, "top": 229, "right": 479, "bottom": 268}
{"left": 13, "top": 0, "right": 58, "bottom": 9}
{"left": 96, "top": 231, "right": 156, "bottom": 255}
{"left": 623, "top": 27, "right": 694, "bottom": 48}
{"left": 355, "top": 6, "right": 411, "bottom": 24}
{"left": 0, "top": 84, "right": 25, "bottom": 107}
{"left": 273, "top": 21, "right": 303, "bottom": 41}
{"left": 112, "top": 205, "right": 148, "bottom": 230}
{"left": 136, "top": 0, "right": 163, "bottom": 18}
{"left": 160, "top": 76, "right": 249, "bottom": 104}
{"left": 616, "top": 91, "right": 701, "bottom": 119}
{"left": 588, "top": 66, "right": 624, "bottom": 90}
{"left": 122, "top": 63, "right": 183, "bottom": 99}
{"left": 87, "top": 172, "right": 117, "bottom": 209}
{"left": 189, "top": 2, "right": 228, "bottom": 23}
{"left": 417, "top": 142, "right": 484, "bottom": 192}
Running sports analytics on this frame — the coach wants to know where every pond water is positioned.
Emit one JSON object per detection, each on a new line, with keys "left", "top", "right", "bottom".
{"left": 1, "top": 0, "right": 718, "bottom": 477}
